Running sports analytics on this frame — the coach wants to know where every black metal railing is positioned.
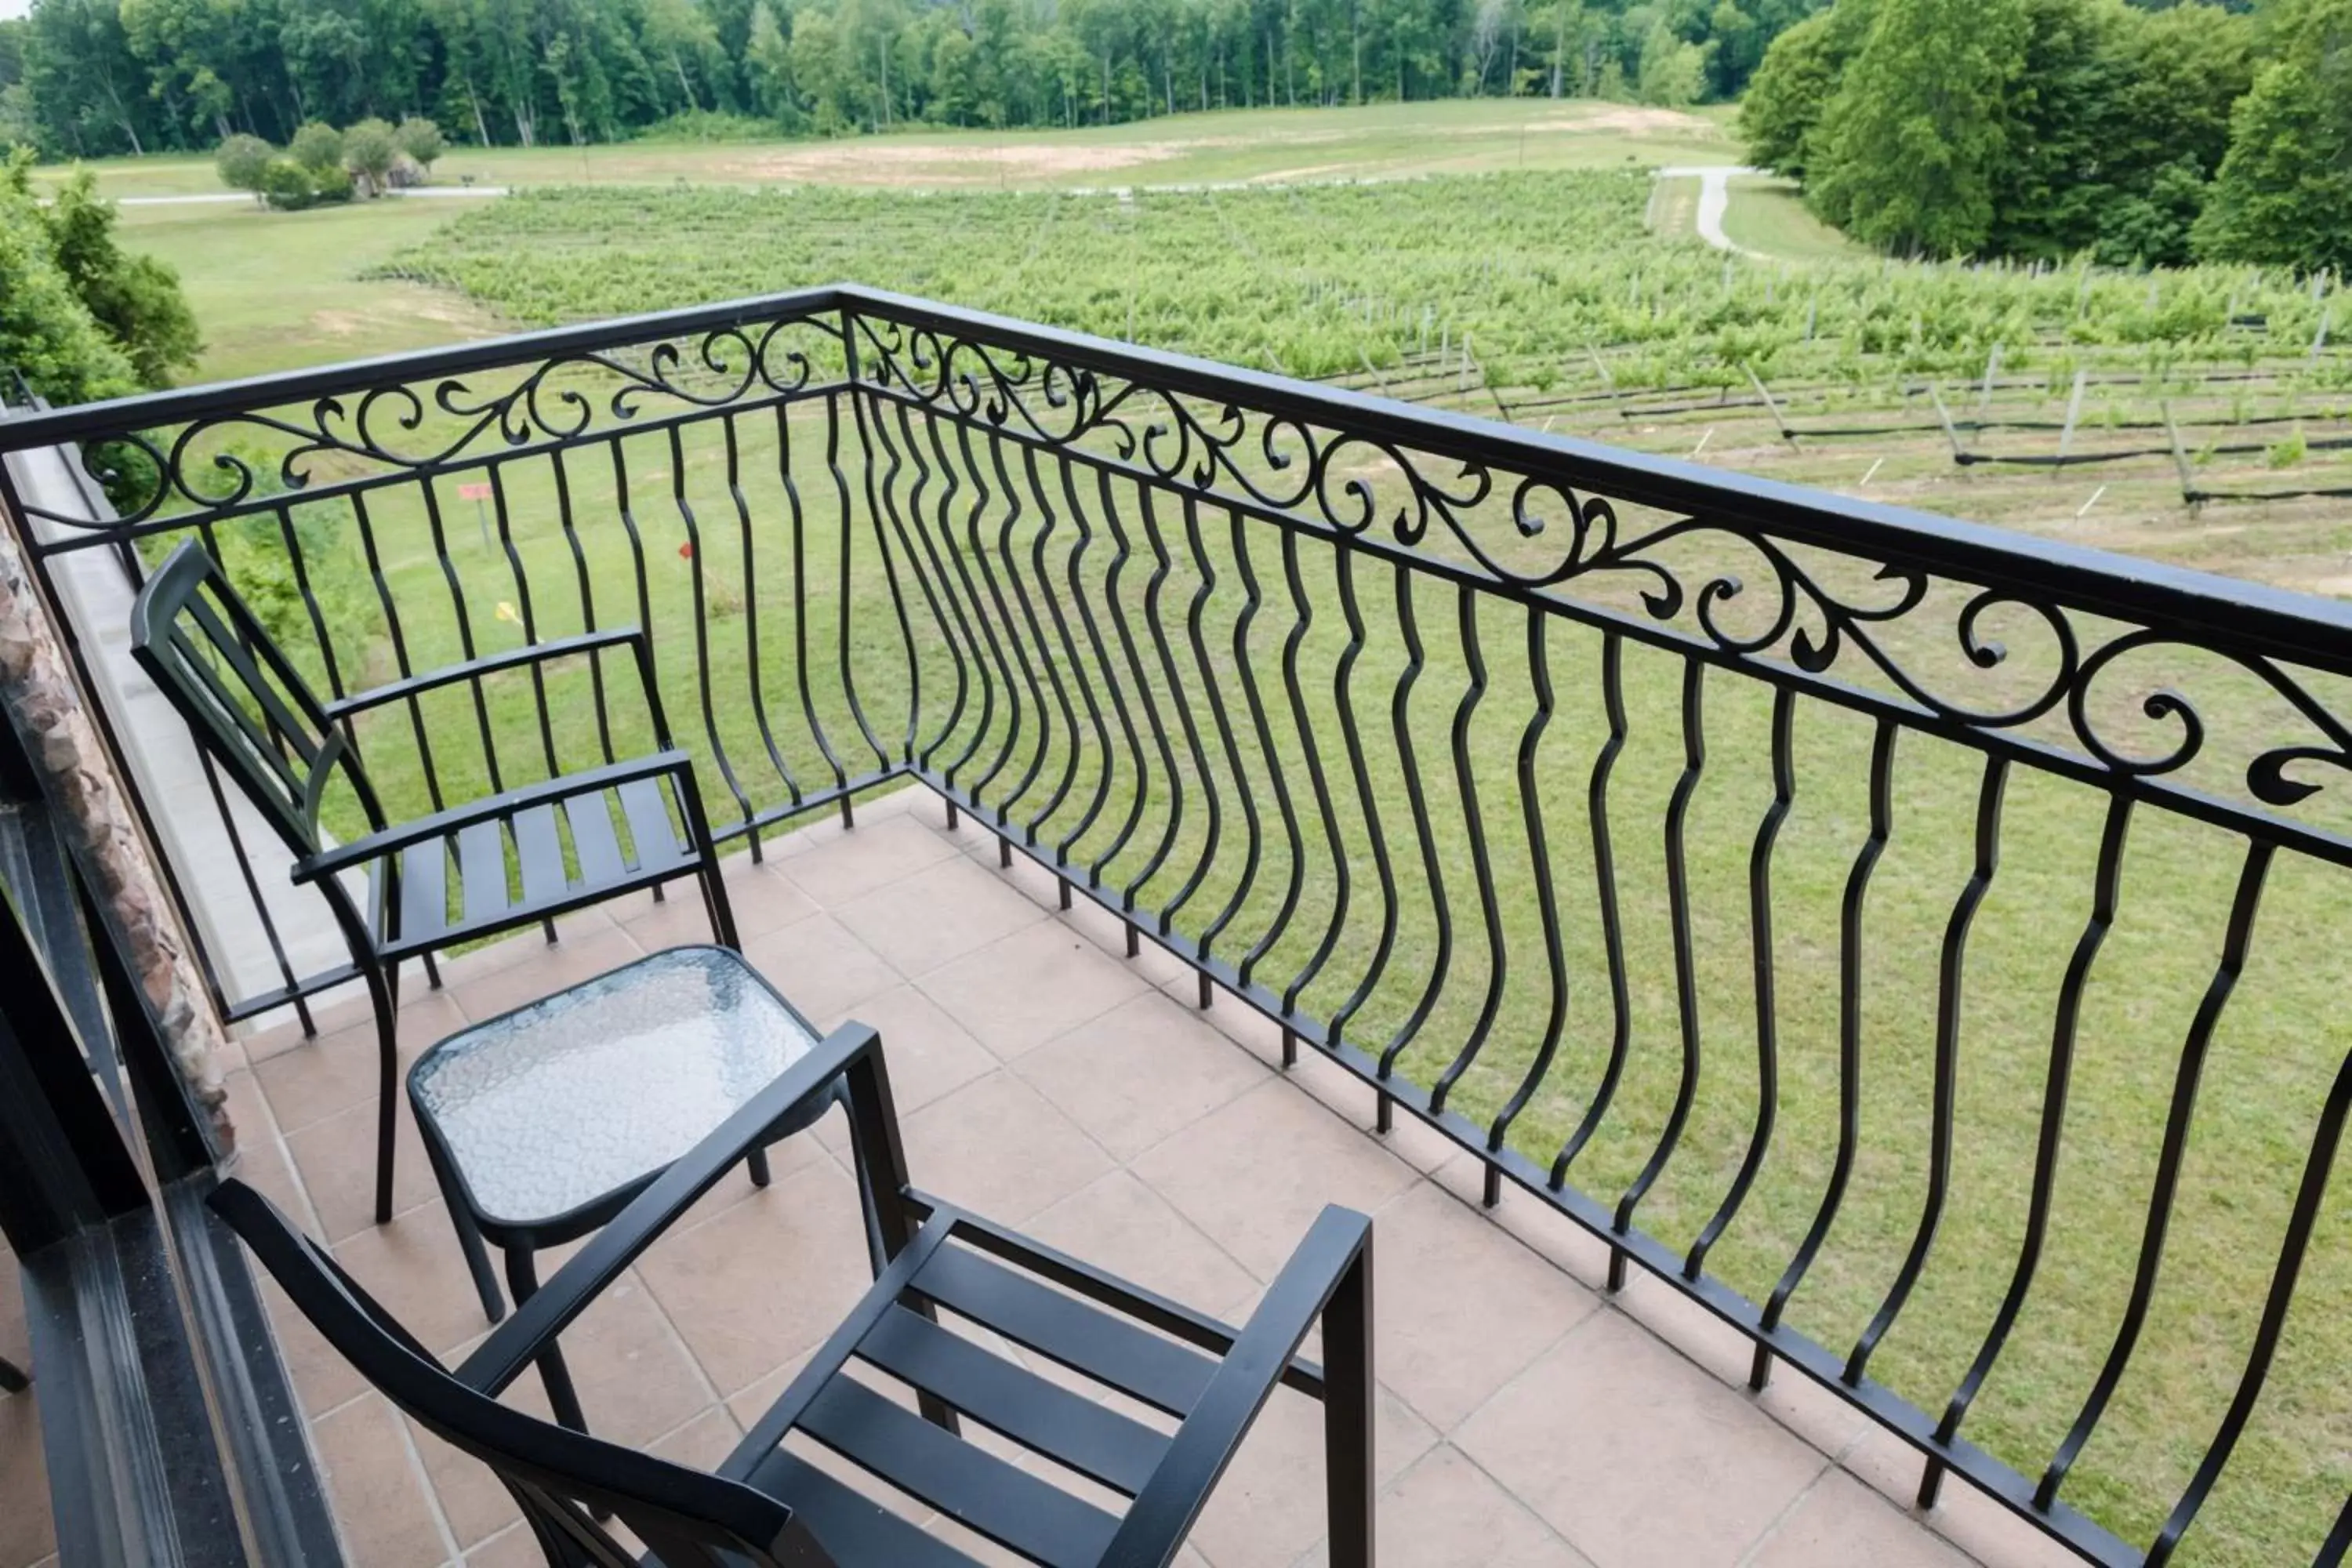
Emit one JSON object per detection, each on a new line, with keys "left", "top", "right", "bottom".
{"left": 5, "top": 287, "right": 2351, "bottom": 1567}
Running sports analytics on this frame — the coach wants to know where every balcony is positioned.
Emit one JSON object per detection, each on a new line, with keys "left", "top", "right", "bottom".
{"left": 3, "top": 286, "right": 2350, "bottom": 1568}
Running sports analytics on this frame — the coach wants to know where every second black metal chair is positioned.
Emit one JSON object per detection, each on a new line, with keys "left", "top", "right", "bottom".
{"left": 132, "top": 539, "right": 740, "bottom": 1225}
{"left": 213, "top": 1022, "right": 1377, "bottom": 1567}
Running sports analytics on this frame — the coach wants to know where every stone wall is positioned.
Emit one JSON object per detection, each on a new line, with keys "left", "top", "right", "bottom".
{"left": 0, "top": 491, "right": 233, "bottom": 1151}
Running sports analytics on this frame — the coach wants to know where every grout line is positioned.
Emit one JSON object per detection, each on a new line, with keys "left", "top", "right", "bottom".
{"left": 386, "top": 1396, "right": 468, "bottom": 1568}
{"left": 1731, "top": 1455, "right": 1838, "bottom": 1568}
{"left": 634, "top": 1263, "right": 730, "bottom": 1415}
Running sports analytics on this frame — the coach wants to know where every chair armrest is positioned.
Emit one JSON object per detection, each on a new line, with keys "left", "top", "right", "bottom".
{"left": 290, "top": 750, "right": 691, "bottom": 884}
{"left": 1097, "top": 1204, "right": 1372, "bottom": 1568}
{"left": 321, "top": 627, "right": 651, "bottom": 721}
{"left": 456, "top": 1023, "right": 886, "bottom": 1399}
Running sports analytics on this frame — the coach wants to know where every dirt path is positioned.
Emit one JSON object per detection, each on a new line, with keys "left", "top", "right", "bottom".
{"left": 1657, "top": 165, "right": 1762, "bottom": 256}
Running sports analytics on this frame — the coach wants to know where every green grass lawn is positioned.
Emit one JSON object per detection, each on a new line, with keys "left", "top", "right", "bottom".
{"left": 1722, "top": 173, "right": 1871, "bottom": 263}
{"left": 119, "top": 200, "right": 507, "bottom": 381}
{"left": 45, "top": 98, "right": 1740, "bottom": 201}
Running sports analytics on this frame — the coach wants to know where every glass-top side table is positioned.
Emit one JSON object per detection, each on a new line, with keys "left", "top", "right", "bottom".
{"left": 407, "top": 946, "right": 848, "bottom": 1436}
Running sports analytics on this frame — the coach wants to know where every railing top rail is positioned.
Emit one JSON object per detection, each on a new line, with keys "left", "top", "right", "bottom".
{"left": 7, "top": 282, "right": 2352, "bottom": 671}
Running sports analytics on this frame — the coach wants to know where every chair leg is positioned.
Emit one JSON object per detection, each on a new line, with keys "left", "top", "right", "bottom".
{"left": 1322, "top": 1236, "right": 1376, "bottom": 1568}
{"left": 747, "top": 1146, "right": 771, "bottom": 1188}
{"left": 421, "top": 950, "right": 443, "bottom": 990}
{"left": 506, "top": 1247, "right": 589, "bottom": 1436}
{"left": 367, "top": 967, "right": 400, "bottom": 1225}
{"left": 0, "top": 1355, "right": 27, "bottom": 1394}
{"left": 701, "top": 862, "right": 741, "bottom": 952}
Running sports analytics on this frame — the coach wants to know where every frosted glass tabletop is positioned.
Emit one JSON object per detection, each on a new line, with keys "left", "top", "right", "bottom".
{"left": 409, "top": 946, "right": 822, "bottom": 1227}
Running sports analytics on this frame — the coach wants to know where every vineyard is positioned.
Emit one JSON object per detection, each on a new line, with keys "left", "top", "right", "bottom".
{"left": 382, "top": 169, "right": 2352, "bottom": 591}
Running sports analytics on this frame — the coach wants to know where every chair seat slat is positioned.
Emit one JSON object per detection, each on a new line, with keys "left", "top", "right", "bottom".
{"left": 512, "top": 805, "right": 568, "bottom": 906}
{"left": 399, "top": 839, "right": 450, "bottom": 943}
{"left": 798, "top": 1376, "right": 1120, "bottom": 1568}
{"left": 913, "top": 1247, "right": 1218, "bottom": 1419}
{"left": 617, "top": 779, "right": 689, "bottom": 873}
{"left": 458, "top": 819, "right": 511, "bottom": 927}
{"left": 737, "top": 1447, "right": 980, "bottom": 1568}
{"left": 566, "top": 795, "right": 630, "bottom": 886}
{"left": 857, "top": 1305, "right": 1168, "bottom": 1497}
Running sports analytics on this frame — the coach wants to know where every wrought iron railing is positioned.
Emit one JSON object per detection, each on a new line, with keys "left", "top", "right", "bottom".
{"left": 5, "top": 288, "right": 2351, "bottom": 1566}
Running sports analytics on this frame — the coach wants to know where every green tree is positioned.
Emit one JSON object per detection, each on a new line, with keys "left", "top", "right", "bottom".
{"left": 0, "top": 180, "right": 136, "bottom": 404}
{"left": 36, "top": 167, "right": 200, "bottom": 383}
{"left": 394, "top": 114, "right": 445, "bottom": 170}
{"left": 1806, "top": 0, "right": 2027, "bottom": 256}
{"left": 342, "top": 114, "right": 397, "bottom": 191}
{"left": 1635, "top": 15, "right": 1709, "bottom": 105}
{"left": 288, "top": 117, "right": 342, "bottom": 170}
{"left": 2194, "top": 0, "right": 2352, "bottom": 271}
{"left": 214, "top": 130, "right": 274, "bottom": 194}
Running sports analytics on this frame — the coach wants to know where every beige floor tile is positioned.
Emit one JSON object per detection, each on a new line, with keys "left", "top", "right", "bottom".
{"left": 332, "top": 1200, "right": 503, "bottom": 1359}
{"left": 309, "top": 1393, "right": 456, "bottom": 1568}
{"left": 914, "top": 922, "right": 1149, "bottom": 1058}
{"left": 637, "top": 1157, "right": 874, "bottom": 1399}
{"left": 646, "top": 1404, "right": 745, "bottom": 1469}
{"left": 1294, "top": 1443, "right": 1595, "bottom": 1568}
{"left": 835, "top": 855, "right": 1049, "bottom": 977}
{"left": 1187, "top": 1381, "right": 1436, "bottom": 1568}
{"left": 463, "top": 1523, "right": 546, "bottom": 1568}
{"left": 1750, "top": 1470, "right": 1975, "bottom": 1567}
{"left": 780, "top": 813, "right": 960, "bottom": 907}
{"left": 408, "top": 1414, "right": 521, "bottom": 1552}
{"left": 742, "top": 915, "right": 902, "bottom": 1025}
{"left": 1053, "top": 892, "right": 1195, "bottom": 987}
{"left": 1840, "top": 1430, "right": 2081, "bottom": 1568}
{"left": 1608, "top": 1273, "right": 1873, "bottom": 1462}
{"left": 1363, "top": 1182, "right": 1599, "bottom": 1434}
{"left": 539, "top": 1270, "right": 717, "bottom": 1448}
{"left": 254, "top": 991, "right": 467, "bottom": 1135}
{"left": 1014, "top": 991, "right": 1269, "bottom": 1161}
{"left": 616, "top": 850, "right": 818, "bottom": 949}
{"left": 807, "top": 986, "right": 997, "bottom": 1159}
{"left": 448, "top": 925, "right": 646, "bottom": 1025}
{"left": 899, "top": 1070, "right": 1114, "bottom": 1225}
{"left": 220, "top": 1070, "right": 324, "bottom": 1237}
{"left": 259, "top": 1272, "right": 368, "bottom": 1419}
{"left": 285, "top": 1096, "right": 441, "bottom": 1244}
{"left": 1022, "top": 1171, "right": 1260, "bottom": 1321}
{"left": 1454, "top": 1311, "right": 1826, "bottom": 1568}
{"left": 0, "top": 1384, "right": 54, "bottom": 1568}
{"left": 1131, "top": 1080, "right": 1418, "bottom": 1280}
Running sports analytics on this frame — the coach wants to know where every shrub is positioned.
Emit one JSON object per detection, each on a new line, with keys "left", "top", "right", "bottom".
{"left": 289, "top": 121, "right": 343, "bottom": 174}
{"left": 214, "top": 133, "right": 274, "bottom": 196}
{"left": 633, "top": 110, "right": 779, "bottom": 143}
{"left": 309, "top": 165, "right": 355, "bottom": 205}
{"left": 342, "top": 118, "right": 398, "bottom": 195}
{"left": 394, "top": 116, "right": 446, "bottom": 172}
{"left": 259, "top": 157, "right": 319, "bottom": 210}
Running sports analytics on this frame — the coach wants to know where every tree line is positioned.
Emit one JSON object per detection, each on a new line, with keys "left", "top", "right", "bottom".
{"left": 0, "top": 0, "right": 1823, "bottom": 160}
{"left": 1744, "top": 0, "right": 2350, "bottom": 270}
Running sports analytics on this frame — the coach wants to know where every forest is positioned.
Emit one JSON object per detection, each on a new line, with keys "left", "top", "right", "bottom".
{"left": 0, "top": 0, "right": 1814, "bottom": 158}
{"left": 1744, "top": 0, "right": 2352, "bottom": 270}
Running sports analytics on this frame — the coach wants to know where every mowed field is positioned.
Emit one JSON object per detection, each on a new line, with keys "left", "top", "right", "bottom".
{"left": 54, "top": 100, "right": 2352, "bottom": 1565}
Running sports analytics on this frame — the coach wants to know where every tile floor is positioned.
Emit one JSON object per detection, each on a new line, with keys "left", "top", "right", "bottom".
{"left": 211, "top": 784, "right": 2081, "bottom": 1568}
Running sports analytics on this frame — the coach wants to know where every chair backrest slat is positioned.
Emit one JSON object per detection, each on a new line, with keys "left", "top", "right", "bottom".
{"left": 130, "top": 541, "right": 365, "bottom": 856}
{"left": 208, "top": 1179, "right": 824, "bottom": 1568}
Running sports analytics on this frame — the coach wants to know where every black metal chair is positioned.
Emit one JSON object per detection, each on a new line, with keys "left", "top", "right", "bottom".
{"left": 132, "top": 539, "right": 740, "bottom": 1225}
{"left": 212, "top": 1022, "right": 1376, "bottom": 1568}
